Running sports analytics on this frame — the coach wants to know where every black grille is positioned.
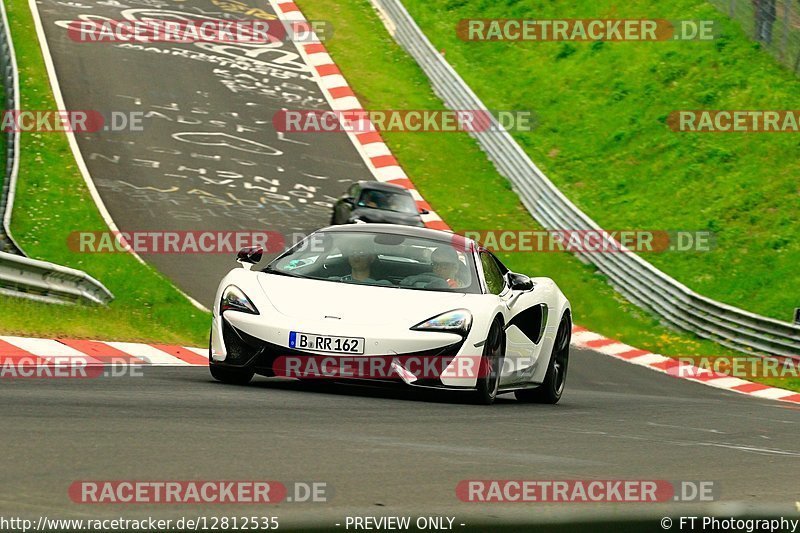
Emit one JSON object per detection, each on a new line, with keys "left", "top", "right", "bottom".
{"left": 222, "top": 319, "right": 465, "bottom": 386}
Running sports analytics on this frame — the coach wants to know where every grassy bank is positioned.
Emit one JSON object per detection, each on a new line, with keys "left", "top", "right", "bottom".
{"left": 0, "top": 1, "right": 208, "bottom": 345}
{"left": 399, "top": 0, "right": 798, "bottom": 323}
{"left": 296, "top": 0, "right": 799, "bottom": 391}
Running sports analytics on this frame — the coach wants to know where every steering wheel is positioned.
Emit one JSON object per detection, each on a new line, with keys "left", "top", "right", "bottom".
{"left": 400, "top": 273, "right": 448, "bottom": 289}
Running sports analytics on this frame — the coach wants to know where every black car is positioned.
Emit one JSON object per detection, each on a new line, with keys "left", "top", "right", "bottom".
{"left": 330, "top": 181, "right": 427, "bottom": 227}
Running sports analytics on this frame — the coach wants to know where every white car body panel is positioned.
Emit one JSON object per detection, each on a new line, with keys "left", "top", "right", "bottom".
{"left": 210, "top": 226, "right": 571, "bottom": 393}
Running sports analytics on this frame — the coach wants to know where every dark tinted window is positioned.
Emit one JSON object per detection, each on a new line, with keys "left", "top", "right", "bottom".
{"left": 267, "top": 231, "right": 480, "bottom": 294}
{"left": 480, "top": 252, "right": 506, "bottom": 295}
{"left": 357, "top": 189, "right": 418, "bottom": 214}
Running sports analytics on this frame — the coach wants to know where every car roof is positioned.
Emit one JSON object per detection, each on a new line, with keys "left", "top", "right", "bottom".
{"left": 319, "top": 223, "right": 474, "bottom": 247}
{"left": 356, "top": 181, "right": 413, "bottom": 194}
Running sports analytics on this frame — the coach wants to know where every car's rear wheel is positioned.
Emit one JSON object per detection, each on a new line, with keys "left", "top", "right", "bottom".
{"left": 515, "top": 313, "right": 570, "bottom": 404}
{"left": 472, "top": 319, "right": 505, "bottom": 405}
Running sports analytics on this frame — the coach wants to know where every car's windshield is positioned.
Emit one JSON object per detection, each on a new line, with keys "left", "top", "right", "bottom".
{"left": 357, "top": 189, "right": 418, "bottom": 214}
{"left": 266, "top": 231, "right": 479, "bottom": 293}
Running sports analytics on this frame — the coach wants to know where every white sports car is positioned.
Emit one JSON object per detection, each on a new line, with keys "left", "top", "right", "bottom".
{"left": 209, "top": 224, "right": 572, "bottom": 405}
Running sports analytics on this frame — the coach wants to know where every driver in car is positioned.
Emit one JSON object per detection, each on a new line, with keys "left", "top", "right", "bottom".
{"left": 359, "top": 190, "right": 381, "bottom": 209}
{"left": 430, "top": 247, "right": 463, "bottom": 288}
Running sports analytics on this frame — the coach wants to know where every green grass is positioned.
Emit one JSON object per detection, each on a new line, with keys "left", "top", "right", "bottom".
{"left": 0, "top": 1, "right": 209, "bottom": 345}
{"left": 395, "top": 0, "right": 800, "bottom": 323}
{"left": 296, "top": 0, "right": 800, "bottom": 392}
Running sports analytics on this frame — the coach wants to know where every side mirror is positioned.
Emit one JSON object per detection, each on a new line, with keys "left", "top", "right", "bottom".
{"left": 343, "top": 197, "right": 355, "bottom": 207}
{"left": 507, "top": 272, "right": 534, "bottom": 291}
{"left": 237, "top": 246, "right": 263, "bottom": 270}
{"left": 419, "top": 208, "right": 430, "bottom": 215}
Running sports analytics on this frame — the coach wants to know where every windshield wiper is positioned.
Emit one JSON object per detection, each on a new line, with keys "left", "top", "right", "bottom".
{"left": 262, "top": 267, "right": 303, "bottom": 278}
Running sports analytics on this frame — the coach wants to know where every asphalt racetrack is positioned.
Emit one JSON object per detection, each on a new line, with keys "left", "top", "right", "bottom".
{"left": 1, "top": 346, "right": 798, "bottom": 528}
{"left": 34, "top": 0, "right": 373, "bottom": 306}
{"left": 5, "top": 0, "right": 798, "bottom": 530}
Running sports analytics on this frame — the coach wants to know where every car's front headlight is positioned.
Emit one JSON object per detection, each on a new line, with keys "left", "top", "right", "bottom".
{"left": 220, "top": 285, "right": 259, "bottom": 315}
{"left": 411, "top": 309, "right": 472, "bottom": 336}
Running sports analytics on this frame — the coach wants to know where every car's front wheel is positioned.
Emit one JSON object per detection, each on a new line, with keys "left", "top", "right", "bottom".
{"left": 515, "top": 312, "right": 570, "bottom": 404}
{"left": 209, "top": 363, "right": 254, "bottom": 385}
{"left": 472, "top": 319, "right": 505, "bottom": 405}
{"left": 208, "top": 333, "right": 254, "bottom": 385}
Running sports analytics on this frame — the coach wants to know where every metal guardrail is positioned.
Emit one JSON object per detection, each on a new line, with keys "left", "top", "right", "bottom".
{"left": 0, "top": 0, "right": 21, "bottom": 255}
{"left": 0, "top": 0, "right": 113, "bottom": 305}
{"left": 372, "top": 0, "right": 800, "bottom": 360}
{"left": 0, "top": 250, "right": 113, "bottom": 305}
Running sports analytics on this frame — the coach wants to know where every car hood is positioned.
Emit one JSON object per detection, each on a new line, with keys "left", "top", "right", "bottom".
{"left": 352, "top": 208, "right": 423, "bottom": 226}
{"left": 256, "top": 273, "right": 468, "bottom": 326}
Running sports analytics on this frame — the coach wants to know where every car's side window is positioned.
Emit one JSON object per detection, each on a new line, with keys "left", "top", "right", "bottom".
{"left": 490, "top": 253, "right": 509, "bottom": 276}
{"left": 480, "top": 252, "right": 506, "bottom": 295}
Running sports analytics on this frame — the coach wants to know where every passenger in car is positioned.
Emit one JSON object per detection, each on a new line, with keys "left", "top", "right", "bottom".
{"left": 342, "top": 248, "right": 376, "bottom": 282}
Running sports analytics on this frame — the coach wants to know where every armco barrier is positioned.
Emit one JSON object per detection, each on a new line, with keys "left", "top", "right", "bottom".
{"left": 0, "top": 0, "right": 21, "bottom": 255}
{"left": 0, "top": 0, "right": 113, "bottom": 305}
{"left": 0, "top": 250, "right": 113, "bottom": 305}
{"left": 371, "top": 0, "right": 800, "bottom": 359}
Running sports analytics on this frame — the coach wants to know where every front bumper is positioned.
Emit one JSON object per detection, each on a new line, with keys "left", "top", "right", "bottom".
{"left": 212, "top": 317, "right": 477, "bottom": 389}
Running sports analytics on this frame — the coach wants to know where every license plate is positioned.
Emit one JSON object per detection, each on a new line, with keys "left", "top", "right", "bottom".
{"left": 289, "top": 331, "right": 365, "bottom": 354}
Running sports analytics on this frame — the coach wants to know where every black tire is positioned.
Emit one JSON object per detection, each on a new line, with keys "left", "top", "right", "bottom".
{"left": 209, "top": 364, "right": 255, "bottom": 385}
{"left": 208, "top": 332, "right": 254, "bottom": 385}
{"left": 515, "top": 313, "right": 570, "bottom": 404}
{"left": 471, "top": 319, "right": 505, "bottom": 405}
